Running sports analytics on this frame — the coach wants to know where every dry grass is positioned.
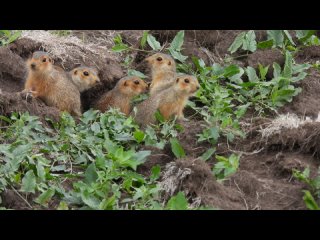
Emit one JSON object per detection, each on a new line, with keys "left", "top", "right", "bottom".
{"left": 258, "top": 113, "right": 320, "bottom": 139}
{"left": 20, "top": 30, "right": 121, "bottom": 69}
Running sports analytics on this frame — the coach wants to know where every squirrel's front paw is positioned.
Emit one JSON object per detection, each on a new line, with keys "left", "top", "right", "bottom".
{"left": 20, "top": 90, "right": 36, "bottom": 102}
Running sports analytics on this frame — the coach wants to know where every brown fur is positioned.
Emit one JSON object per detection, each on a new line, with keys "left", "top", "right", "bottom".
{"left": 94, "top": 76, "right": 148, "bottom": 115}
{"left": 132, "top": 74, "right": 200, "bottom": 126}
{"left": 23, "top": 51, "right": 81, "bottom": 117}
{"left": 145, "top": 53, "right": 177, "bottom": 95}
{"left": 68, "top": 66, "right": 100, "bottom": 92}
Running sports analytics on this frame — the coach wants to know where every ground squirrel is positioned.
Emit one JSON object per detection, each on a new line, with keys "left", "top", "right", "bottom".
{"left": 94, "top": 76, "right": 148, "bottom": 115}
{"left": 145, "top": 53, "right": 177, "bottom": 95}
{"left": 132, "top": 74, "right": 200, "bottom": 126}
{"left": 23, "top": 51, "right": 82, "bottom": 117}
{"left": 68, "top": 66, "right": 100, "bottom": 92}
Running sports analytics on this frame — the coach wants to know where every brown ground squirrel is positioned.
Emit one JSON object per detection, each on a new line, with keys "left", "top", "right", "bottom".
{"left": 23, "top": 51, "right": 82, "bottom": 117}
{"left": 94, "top": 76, "right": 148, "bottom": 115}
{"left": 68, "top": 66, "right": 100, "bottom": 92}
{"left": 145, "top": 53, "right": 177, "bottom": 95}
{"left": 132, "top": 74, "right": 200, "bottom": 126}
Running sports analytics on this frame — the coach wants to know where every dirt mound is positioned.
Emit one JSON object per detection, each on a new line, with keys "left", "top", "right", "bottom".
{"left": 295, "top": 45, "right": 320, "bottom": 63}
{"left": 230, "top": 163, "right": 306, "bottom": 210}
{"left": 0, "top": 189, "right": 31, "bottom": 210}
{"left": 0, "top": 91, "right": 60, "bottom": 122}
{"left": 177, "top": 120, "right": 211, "bottom": 157}
{"left": 247, "top": 49, "right": 285, "bottom": 78}
{"left": 159, "top": 158, "right": 245, "bottom": 209}
{"left": 257, "top": 121, "right": 320, "bottom": 157}
{"left": 279, "top": 68, "right": 320, "bottom": 118}
{"left": 137, "top": 146, "right": 173, "bottom": 177}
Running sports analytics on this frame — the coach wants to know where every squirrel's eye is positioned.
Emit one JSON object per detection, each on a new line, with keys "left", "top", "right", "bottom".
{"left": 134, "top": 80, "right": 140, "bottom": 85}
{"left": 156, "top": 57, "right": 162, "bottom": 61}
{"left": 42, "top": 58, "right": 46, "bottom": 62}
{"left": 83, "top": 71, "right": 89, "bottom": 76}
{"left": 184, "top": 78, "right": 190, "bottom": 83}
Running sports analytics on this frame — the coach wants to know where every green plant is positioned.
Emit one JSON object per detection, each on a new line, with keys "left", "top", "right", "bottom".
{"left": 112, "top": 30, "right": 188, "bottom": 80}
{"left": 0, "top": 109, "right": 208, "bottom": 209}
{"left": 293, "top": 167, "right": 320, "bottom": 210}
{"left": 0, "top": 30, "right": 22, "bottom": 46}
{"left": 230, "top": 30, "right": 319, "bottom": 54}
{"left": 212, "top": 154, "right": 240, "bottom": 181}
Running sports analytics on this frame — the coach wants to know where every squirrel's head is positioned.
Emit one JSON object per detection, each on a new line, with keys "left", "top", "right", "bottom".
{"left": 71, "top": 66, "right": 100, "bottom": 92}
{"left": 145, "top": 53, "right": 176, "bottom": 72}
{"left": 174, "top": 75, "right": 200, "bottom": 95}
{"left": 27, "top": 51, "right": 53, "bottom": 73}
{"left": 118, "top": 76, "right": 148, "bottom": 97}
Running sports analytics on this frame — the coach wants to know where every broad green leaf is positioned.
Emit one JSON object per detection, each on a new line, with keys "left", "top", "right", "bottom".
{"left": 21, "top": 170, "right": 36, "bottom": 193}
{"left": 127, "top": 69, "right": 147, "bottom": 79}
{"left": 112, "top": 44, "right": 129, "bottom": 52}
{"left": 90, "top": 122, "right": 100, "bottom": 134}
{"left": 7, "top": 31, "right": 21, "bottom": 44}
{"left": 169, "top": 138, "right": 186, "bottom": 158}
{"left": 283, "top": 51, "right": 292, "bottom": 78}
{"left": 283, "top": 30, "right": 295, "bottom": 46}
{"left": 296, "top": 30, "right": 316, "bottom": 43}
{"left": 223, "top": 65, "right": 240, "bottom": 78}
{"left": 168, "top": 48, "right": 188, "bottom": 62}
{"left": 166, "top": 192, "right": 188, "bottom": 210}
{"left": 200, "top": 148, "right": 216, "bottom": 161}
{"left": 303, "top": 190, "right": 320, "bottom": 210}
{"left": 292, "top": 63, "right": 311, "bottom": 74}
{"left": 273, "top": 62, "right": 282, "bottom": 78}
{"left": 150, "top": 165, "right": 161, "bottom": 181}
{"left": 242, "top": 30, "right": 257, "bottom": 52}
{"left": 267, "top": 30, "right": 284, "bottom": 47}
{"left": 228, "top": 32, "right": 246, "bottom": 54}
{"left": 257, "top": 39, "right": 274, "bottom": 49}
{"left": 133, "top": 130, "right": 145, "bottom": 143}
{"left": 35, "top": 188, "right": 55, "bottom": 206}
{"left": 81, "top": 190, "right": 100, "bottom": 209}
{"left": 169, "top": 30, "right": 185, "bottom": 51}
{"left": 140, "top": 30, "right": 149, "bottom": 48}
{"left": 57, "top": 201, "right": 69, "bottom": 210}
{"left": 36, "top": 162, "right": 46, "bottom": 182}
{"left": 258, "top": 64, "right": 269, "bottom": 80}
{"left": 147, "top": 34, "right": 161, "bottom": 50}
{"left": 0, "top": 30, "right": 10, "bottom": 37}
{"left": 154, "top": 110, "right": 165, "bottom": 123}
{"left": 229, "top": 67, "right": 244, "bottom": 84}
{"left": 84, "top": 163, "right": 98, "bottom": 184}
{"left": 246, "top": 66, "right": 259, "bottom": 82}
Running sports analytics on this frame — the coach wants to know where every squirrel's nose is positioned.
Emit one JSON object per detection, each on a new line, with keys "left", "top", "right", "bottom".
{"left": 31, "top": 63, "right": 36, "bottom": 69}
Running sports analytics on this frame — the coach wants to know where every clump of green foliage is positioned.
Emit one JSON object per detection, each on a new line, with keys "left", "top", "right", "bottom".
{"left": 0, "top": 110, "right": 198, "bottom": 210}
{"left": 0, "top": 30, "right": 21, "bottom": 46}
{"left": 293, "top": 167, "right": 320, "bottom": 210}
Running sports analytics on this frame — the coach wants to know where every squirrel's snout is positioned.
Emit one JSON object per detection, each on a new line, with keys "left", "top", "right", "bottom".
{"left": 31, "top": 63, "right": 36, "bottom": 69}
